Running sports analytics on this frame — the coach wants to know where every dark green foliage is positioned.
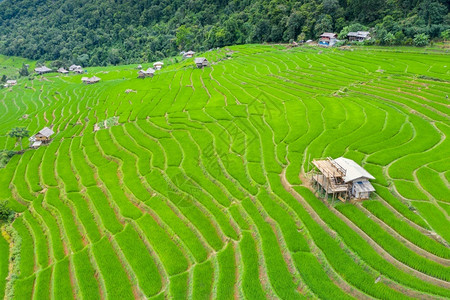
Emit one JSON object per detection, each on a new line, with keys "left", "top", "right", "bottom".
{"left": 0, "top": 200, "right": 13, "bottom": 222}
{"left": 7, "top": 127, "right": 29, "bottom": 150}
{"left": 0, "top": 0, "right": 448, "bottom": 66}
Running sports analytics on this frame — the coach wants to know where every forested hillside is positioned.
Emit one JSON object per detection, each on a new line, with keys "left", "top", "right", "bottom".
{"left": 0, "top": 0, "right": 448, "bottom": 66}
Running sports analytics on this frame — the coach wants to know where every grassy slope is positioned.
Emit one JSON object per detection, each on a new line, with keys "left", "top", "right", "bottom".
{"left": 0, "top": 45, "right": 449, "bottom": 299}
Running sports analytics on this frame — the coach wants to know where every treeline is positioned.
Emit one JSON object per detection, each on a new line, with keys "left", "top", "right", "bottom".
{"left": 0, "top": 0, "right": 448, "bottom": 66}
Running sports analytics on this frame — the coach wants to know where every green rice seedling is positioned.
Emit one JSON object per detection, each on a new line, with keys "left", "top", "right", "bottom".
{"left": 0, "top": 155, "right": 20, "bottom": 201}
{"left": 137, "top": 214, "right": 189, "bottom": 276}
{"left": 70, "top": 138, "right": 96, "bottom": 187}
{"left": 73, "top": 249, "right": 101, "bottom": 300}
{"left": 247, "top": 162, "right": 266, "bottom": 185}
{"left": 115, "top": 225, "right": 162, "bottom": 297}
{"left": 394, "top": 180, "right": 428, "bottom": 200}
{"left": 56, "top": 139, "right": 80, "bottom": 193}
{"left": 363, "top": 164, "right": 388, "bottom": 187}
{"left": 12, "top": 276, "right": 35, "bottom": 299}
{"left": 12, "top": 218, "right": 35, "bottom": 278}
{"left": 413, "top": 202, "right": 450, "bottom": 244}
{"left": 0, "top": 233, "right": 9, "bottom": 299}
{"left": 257, "top": 191, "right": 310, "bottom": 253}
{"left": 216, "top": 243, "right": 236, "bottom": 300}
{"left": 292, "top": 252, "right": 354, "bottom": 300}
{"left": 416, "top": 167, "right": 450, "bottom": 202}
{"left": 228, "top": 205, "right": 250, "bottom": 230}
{"left": 34, "top": 266, "right": 52, "bottom": 300}
{"left": 25, "top": 147, "right": 44, "bottom": 192}
{"left": 169, "top": 272, "right": 189, "bottom": 299}
{"left": 166, "top": 167, "right": 238, "bottom": 241}
{"left": 145, "top": 195, "right": 208, "bottom": 263}
{"left": 239, "top": 232, "right": 267, "bottom": 300}
{"left": 66, "top": 193, "right": 102, "bottom": 243}
{"left": 374, "top": 185, "right": 430, "bottom": 229}
{"left": 192, "top": 260, "right": 213, "bottom": 299}
{"left": 86, "top": 187, "right": 123, "bottom": 234}
{"left": 242, "top": 197, "right": 303, "bottom": 300}
{"left": 167, "top": 191, "right": 224, "bottom": 251}
{"left": 362, "top": 201, "right": 450, "bottom": 258}
{"left": 35, "top": 195, "right": 65, "bottom": 261}
{"left": 439, "top": 202, "right": 450, "bottom": 215}
{"left": 92, "top": 237, "right": 134, "bottom": 300}
{"left": 337, "top": 204, "right": 450, "bottom": 281}
{"left": 22, "top": 211, "right": 49, "bottom": 268}
{"left": 11, "top": 151, "right": 35, "bottom": 202}
{"left": 286, "top": 157, "right": 304, "bottom": 186}
{"left": 45, "top": 189, "right": 84, "bottom": 252}
{"left": 159, "top": 138, "right": 183, "bottom": 167}
{"left": 53, "top": 257, "right": 73, "bottom": 299}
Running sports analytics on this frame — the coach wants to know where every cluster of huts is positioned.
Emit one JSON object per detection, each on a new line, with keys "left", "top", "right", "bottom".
{"left": 318, "top": 31, "right": 371, "bottom": 47}
{"left": 138, "top": 53, "right": 209, "bottom": 79}
{"left": 34, "top": 64, "right": 85, "bottom": 75}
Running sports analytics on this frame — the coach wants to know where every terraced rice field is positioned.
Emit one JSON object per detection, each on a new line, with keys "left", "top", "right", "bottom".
{"left": 0, "top": 45, "right": 449, "bottom": 299}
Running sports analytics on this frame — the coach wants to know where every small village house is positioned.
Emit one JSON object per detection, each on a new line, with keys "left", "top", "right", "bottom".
{"left": 82, "top": 76, "right": 101, "bottom": 84}
{"left": 4, "top": 80, "right": 17, "bottom": 88}
{"left": 311, "top": 157, "right": 375, "bottom": 201}
{"left": 138, "top": 68, "right": 155, "bottom": 78}
{"left": 347, "top": 31, "right": 371, "bottom": 42}
{"left": 69, "top": 65, "right": 81, "bottom": 71}
{"left": 57, "top": 68, "right": 69, "bottom": 74}
{"left": 319, "top": 33, "right": 338, "bottom": 47}
{"left": 194, "top": 57, "right": 209, "bottom": 68}
{"left": 183, "top": 51, "right": 196, "bottom": 58}
{"left": 153, "top": 61, "right": 164, "bottom": 70}
{"left": 74, "top": 67, "right": 84, "bottom": 74}
{"left": 137, "top": 64, "right": 142, "bottom": 70}
{"left": 34, "top": 66, "right": 52, "bottom": 75}
{"left": 29, "top": 127, "right": 54, "bottom": 148}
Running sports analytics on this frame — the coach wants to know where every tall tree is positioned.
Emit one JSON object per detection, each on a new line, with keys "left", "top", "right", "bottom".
{"left": 8, "top": 127, "right": 30, "bottom": 150}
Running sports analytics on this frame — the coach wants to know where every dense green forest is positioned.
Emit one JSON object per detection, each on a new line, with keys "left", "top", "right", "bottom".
{"left": 0, "top": 0, "right": 448, "bottom": 66}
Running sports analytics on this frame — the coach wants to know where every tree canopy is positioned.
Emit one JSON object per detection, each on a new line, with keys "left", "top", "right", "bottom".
{"left": 0, "top": 0, "right": 448, "bottom": 66}
{"left": 8, "top": 127, "right": 29, "bottom": 150}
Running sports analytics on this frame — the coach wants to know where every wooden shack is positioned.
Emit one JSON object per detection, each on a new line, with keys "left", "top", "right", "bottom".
{"left": 82, "top": 76, "right": 101, "bottom": 84}
{"left": 311, "top": 157, "right": 375, "bottom": 201}
{"left": 138, "top": 68, "right": 155, "bottom": 78}
{"left": 194, "top": 57, "right": 209, "bottom": 68}
{"left": 34, "top": 66, "right": 52, "bottom": 75}
{"left": 69, "top": 65, "right": 81, "bottom": 71}
{"left": 319, "top": 33, "right": 337, "bottom": 47}
{"left": 183, "top": 51, "right": 196, "bottom": 58}
{"left": 153, "top": 62, "right": 164, "bottom": 70}
{"left": 29, "top": 127, "right": 54, "bottom": 148}
{"left": 347, "top": 31, "right": 371, "bottom": 42}
{"left": 4, "top": 80, "right": 17, "bottom": 87}
{"left": 57, "top": 68, "right": 69, "bottom": 74}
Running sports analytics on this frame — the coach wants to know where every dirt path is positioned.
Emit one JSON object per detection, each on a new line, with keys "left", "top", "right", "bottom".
{"left": 280, "top": 170, "right": 450, "bottom": 291}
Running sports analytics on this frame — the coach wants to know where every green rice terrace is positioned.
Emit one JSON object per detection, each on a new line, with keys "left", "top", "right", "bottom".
{"left": 0, "top": 44, "right": 449, "bottom": 299}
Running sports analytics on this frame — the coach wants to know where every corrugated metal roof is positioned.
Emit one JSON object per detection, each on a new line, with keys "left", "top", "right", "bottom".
{"left": 32, "top": 141, "right": 42, "bottom": 147}
{"left": 39, "top": 127, "right": 54, "bottom": 137}
{"left": 333, "top": 157, "right": 375, "bottom": 183}
{"left": 353, "top": 180, "right": 375, "bottom": 193}
{"left": 195, "top": 57, "right": 208, "bottom": 64}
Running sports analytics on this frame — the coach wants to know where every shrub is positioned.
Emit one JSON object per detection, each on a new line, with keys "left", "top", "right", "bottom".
{"left": 0, "top": 201, "right": 14, "bottom": 222}
{"left": 414, "top": 33, "right": 429, "bottom": 47}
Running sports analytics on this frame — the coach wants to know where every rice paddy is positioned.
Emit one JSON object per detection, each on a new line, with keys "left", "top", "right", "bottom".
{"left": 0, "top": 44, "right": 449, "bottom": 299}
